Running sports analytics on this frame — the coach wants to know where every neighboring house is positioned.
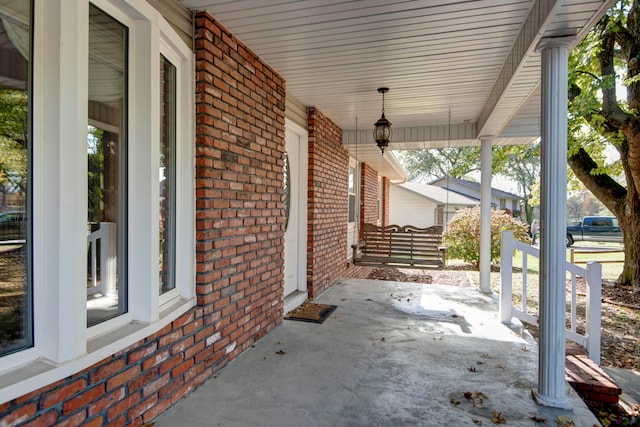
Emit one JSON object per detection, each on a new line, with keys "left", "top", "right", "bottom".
{"left": 430, "top": 177, "right": 525, "bottom": 217}
{"left": 389, "top": 182, "right": 479, "bottom": 228}
{"left": 0, "top": 0, "right": 612, "bottom": 424}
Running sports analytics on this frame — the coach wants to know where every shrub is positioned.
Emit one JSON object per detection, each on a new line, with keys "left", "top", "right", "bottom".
{"left": 443, "top": 206, "right": 530, "bottom": 267}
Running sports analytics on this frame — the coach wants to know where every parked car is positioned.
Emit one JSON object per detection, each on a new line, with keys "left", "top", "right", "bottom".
{"left": 566, "top": 216, "right": 622, "bottom": 246}
{"left": 0, "top": 211, "right": 26, "bottom": 241}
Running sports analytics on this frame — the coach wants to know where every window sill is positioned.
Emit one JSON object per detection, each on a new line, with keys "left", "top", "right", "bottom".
{"left": 0, "top": 297, "right": 195, "bottom": 404}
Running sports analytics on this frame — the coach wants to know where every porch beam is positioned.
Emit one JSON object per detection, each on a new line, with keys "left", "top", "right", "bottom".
{"left": 476, "top": 0, "right": 562, "bottom": 138}
{"left": 534, "top": 36, "right": 574, "bottom": 410}
{"left": 342, "top": 123, "right": 477, "bottom": 148}
{"left": 479, "top": 137, "right": 492, "bottom": 293}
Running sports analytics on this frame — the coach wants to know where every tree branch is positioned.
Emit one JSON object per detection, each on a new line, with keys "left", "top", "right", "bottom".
{"left": 568, "top": 148, "right": 627, "bottom": 214}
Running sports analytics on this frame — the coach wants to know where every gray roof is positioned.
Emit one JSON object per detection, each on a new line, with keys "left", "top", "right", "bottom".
{"left": 428, "top": 176, "right": 523, "bottom": 200}
{"left": 398, "top": 182, "right": 480, "bottom": 206}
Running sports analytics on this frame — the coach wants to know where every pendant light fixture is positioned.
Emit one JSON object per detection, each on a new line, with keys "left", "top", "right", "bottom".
{"left": 373, "top": 87, "right": 392, "bottom": 154}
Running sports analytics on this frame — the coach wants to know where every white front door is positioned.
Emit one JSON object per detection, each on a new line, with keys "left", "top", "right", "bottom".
{"left": 283, "top": 121, "right": 307, "bottom": 307}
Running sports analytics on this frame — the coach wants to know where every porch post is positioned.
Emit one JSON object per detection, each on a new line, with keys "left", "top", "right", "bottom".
{"left": 479, "top": 137, "right": 493, "bottom": 293}
{"left": 535, "top": 36, "right": 574, "bottom": 409}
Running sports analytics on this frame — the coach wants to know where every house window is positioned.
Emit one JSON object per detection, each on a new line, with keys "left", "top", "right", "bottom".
{"left": 0, "top": 0, "right": 195, "bottom": 401}
{"left": 87, "top": 3, "right": 128, "bottom": 326}
{"left": 159, "top": 55, "right": 176, "bottom": 295}
{"left": 0, "top": 0, "right": 32, "bottom": 356}
{"left": 348, "top": 165, "right": 356, "bottom": 223}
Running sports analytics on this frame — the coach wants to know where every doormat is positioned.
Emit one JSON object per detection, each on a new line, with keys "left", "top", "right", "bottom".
{"left": 284, "top": 302, "right": 337, "bottom": 324}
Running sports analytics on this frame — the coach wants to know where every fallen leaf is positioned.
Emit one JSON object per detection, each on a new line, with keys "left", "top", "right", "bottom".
{"left": 474, "top": 392, "right": 488, "bottom": 399}
{"left": 463, "top": 391, "right": 473, "bottom": 399}
{"left": 468, "top": 366, "right": 477, "bottom": 372}
{"left": 556, "top": 415, "right": 575, "bottom": 426}
{"left": 530, "top": 415, "right": 546, "bottom": 423}
{"left": 492, "top": 410, "right": 506, "bottom": 424}
{"left": 275, "top": 350, "right": 286, "bottom": 355}
{"left": 450, "top": 398, "right": 460, "bottom": 405}
{"left": 472, "top": 399, "right": 484, "bottom": 408}
{"left": 472, "top": 420, "right": 482, "bottom": 425}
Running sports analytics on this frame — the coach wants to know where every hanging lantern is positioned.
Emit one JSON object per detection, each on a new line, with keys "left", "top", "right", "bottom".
{"left": 373, "top": 87, "right": 392, "bottom": 154}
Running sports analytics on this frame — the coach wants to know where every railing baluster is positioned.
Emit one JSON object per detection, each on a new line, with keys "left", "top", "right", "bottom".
{"left": 522, "top": 252, "right": 528, "bottom": 313}
{"left": 499, "top": 230, "right": 601, "bottom": 363}
{"left": 570, "top": 273, "right": 577, "bottom": 333}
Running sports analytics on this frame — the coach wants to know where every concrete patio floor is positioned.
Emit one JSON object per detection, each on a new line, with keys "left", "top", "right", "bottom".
{"left": 154, "top": 278, "right": 599, "bottom": 426}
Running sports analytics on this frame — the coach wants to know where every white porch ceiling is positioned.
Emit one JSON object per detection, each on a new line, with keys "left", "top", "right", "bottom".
{"left": 180, "top": 0, "right": 614, "bottom": 180}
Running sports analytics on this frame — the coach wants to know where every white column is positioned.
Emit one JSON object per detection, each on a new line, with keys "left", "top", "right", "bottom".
{"left": 535, "top": 36, "right": 574, "bottom": 410}
{"left": 479, "top": 137, "right": 493, "bottom": 293}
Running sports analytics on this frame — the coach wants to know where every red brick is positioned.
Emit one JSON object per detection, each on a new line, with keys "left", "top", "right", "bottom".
{"left": 106, "top": 366, "right": 141, "bottom": 391}
{"left": 89, "top": 358, "right": 127, "bottom": 384}
{"left": 0, "top": 403, "right": 37, "bottom": 426}
{"left": 141, "top": 398, "right": 171, "bottom": 423}
{"left": 142, "top": 373, "right": 170, "bottom": 398}
{"left": 63, "top": 384, "right": 105, "bottom": 415}
{"left": 127, "top": 343, "right": 158, "bottom": 364}
{"left": 142, "top": 349, "right": 170, "bottom": 371}
{"left": 127, "top": 396, "right": 158, "bottom": 421}
{"left": 42, "top": 379, "right": 87, "bottom": 408}
{"left": 107, "top": 392, "right": 140, "bottom": 422}
{"left": 23, "top": 410, "right": 58, "bottom": 427}
{"left": 104, "top": 416, "right": 126, "bottom": 427}
{"left": 159, "top": 354, "right": 183, "bottom": 375}
{"left": 82, "top": 416, "right": 104, "bottom": 427}
{"left": 53, "top": 410, "right": 86, "bottom": 427}
{"left": 127, "top": 369, "right": 158, "bottom": 393}
{"left": 88, "top": 387, "right": 126, "bottom": 417}
{"left": 171, "top": 358, "right": 195, "bottom": 378}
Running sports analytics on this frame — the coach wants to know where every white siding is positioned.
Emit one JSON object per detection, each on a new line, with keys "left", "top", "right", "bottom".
{"left": 389, "top": 187, "right": 438, "bottom": 228}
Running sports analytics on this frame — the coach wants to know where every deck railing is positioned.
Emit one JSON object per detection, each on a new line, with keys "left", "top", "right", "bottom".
{"left": 87, "top": 222, "right": 116, "bottom": 297}
{"left": 499, "top": 230, "right": 602, "bottom": 364}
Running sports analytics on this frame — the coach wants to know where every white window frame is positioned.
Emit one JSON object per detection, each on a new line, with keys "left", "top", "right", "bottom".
{"left": 0, "top": 0, "right": 195, "bottom": 404}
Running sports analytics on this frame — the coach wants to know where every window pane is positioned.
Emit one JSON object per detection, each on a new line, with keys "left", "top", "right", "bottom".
{"left": 0, "top": 0, "right": 32, "bottom": 355}
{"left": 87, "top": 4, "right": 128, "bottom": 326}
{"left": 159, "top": 55, "right": 176, "bottom": 295}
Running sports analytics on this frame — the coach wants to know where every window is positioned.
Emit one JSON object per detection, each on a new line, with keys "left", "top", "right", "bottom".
{"left": 87, "top": 4, "right": 128, "bottom": 326}
{"left": 348, "top": 165, "right": 356, "bottom": 223}
{"left": 0, "top": 0, "right": 32, "bottom": 357}
{"left": 159, "top": 55, "right": 176, "bottom": 295}
{"left": 0, "top": 0, "right": 195, "bottom": 402}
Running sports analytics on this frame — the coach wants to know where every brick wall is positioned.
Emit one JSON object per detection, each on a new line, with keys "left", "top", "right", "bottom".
{"left": 306, "top": 107, "right": 350, "bottom": 297}
{"left": 305, "top": 108, "right": 373, "bottom": 291}
{"left": 360, "top": 163, "right": 379, "bottom": 232}
{"left": 382, "top": 177, "right": 390, "bottom": 226}
{"left": 0, "top": 12, "right": 286, "bottom": 427}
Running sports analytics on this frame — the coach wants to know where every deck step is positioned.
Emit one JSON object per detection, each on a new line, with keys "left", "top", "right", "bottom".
{"left": 565, "top": 343, "right": 621, "bottom": 410}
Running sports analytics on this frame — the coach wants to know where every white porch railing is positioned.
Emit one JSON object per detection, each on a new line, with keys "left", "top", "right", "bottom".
{"left": 87, "top": 222, "right": 117, "bottom": 297}
{"left": 499, "top": 230, "right": 602, "bottom": 364}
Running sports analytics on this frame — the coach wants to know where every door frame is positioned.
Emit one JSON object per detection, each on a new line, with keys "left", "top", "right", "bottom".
{"left": 283, "top": 119, "right": 308, "bottom": 314}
